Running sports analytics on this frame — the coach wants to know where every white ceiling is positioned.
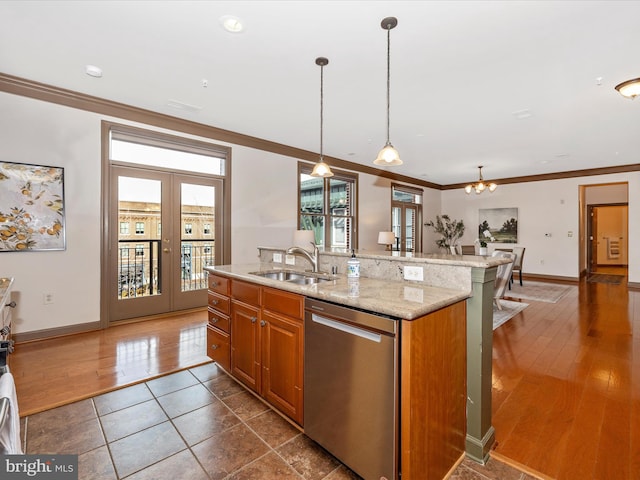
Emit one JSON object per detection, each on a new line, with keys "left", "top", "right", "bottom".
{"left": 1, "top": 0, "right": 639, "bottom": 186}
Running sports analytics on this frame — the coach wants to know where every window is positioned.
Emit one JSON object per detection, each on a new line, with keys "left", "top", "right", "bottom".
{"left": 135, "top": 244, "right": 144, "bottom": 256}
{"left": 135, "top": 222, "right": 145, "bottom": 235}
{"left": 391, "top": 184, "right": 423, "bottom": 252}
{"left": 120, "top": 222, "right": 130, "bottom": 235}
{"left": 184, "top": 223, "right": 193, "bottom": 235}
{"left": 298, "top": 163, "right": 357, "bottom": 249}
{"left": 203, "top": 223, "right": 211, "bottom": 235}
{"left": 157, "top": 223, "right": 161, "bottom": 236}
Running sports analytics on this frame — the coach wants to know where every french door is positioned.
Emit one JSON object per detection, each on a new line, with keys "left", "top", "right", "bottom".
{"left": 392, "top": 204, "right": 420, "bottom": 252}
{"left": 109, "top": 165, "right": 222, "bottom": 321}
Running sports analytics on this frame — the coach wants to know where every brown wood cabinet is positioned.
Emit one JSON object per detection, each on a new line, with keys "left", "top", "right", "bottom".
{"left": 261, "top": 287, "right": 304, "bottom": 425}
{"left": 206, "top": 274, "right": 304, "bottom": 425}
{"left": 400, "top": 300, "right": 467, "bottom": 479}
{"left": 206, "top": 274, "right": 231, "bottom": 372}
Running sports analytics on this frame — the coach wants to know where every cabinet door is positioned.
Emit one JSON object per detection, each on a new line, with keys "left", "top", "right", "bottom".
{"left": 230, "top": 300, "right": 261, "bottom": 392}
{"left": 206, "top": 325, "right": 230, "bottom": 372}
{"left": 261, "top": 310, "right": 304, "bottom": 425}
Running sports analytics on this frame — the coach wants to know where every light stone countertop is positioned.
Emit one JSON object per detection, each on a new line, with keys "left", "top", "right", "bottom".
{"left": 259, "top": 246, "right": 511, "bottom": 268}
{"left": 206, "top": 264, "right": 469, "bottom": 320}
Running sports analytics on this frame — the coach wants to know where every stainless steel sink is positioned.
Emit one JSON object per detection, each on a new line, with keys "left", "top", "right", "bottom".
{"left": 249, "top": 270, "right": 335, "bottom": 285}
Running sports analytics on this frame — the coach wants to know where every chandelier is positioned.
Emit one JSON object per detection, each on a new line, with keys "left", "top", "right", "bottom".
{"left": 465, "top": 166, "right": 497, "bottom": 194}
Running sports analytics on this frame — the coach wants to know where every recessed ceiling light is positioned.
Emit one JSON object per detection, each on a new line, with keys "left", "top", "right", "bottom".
{"left": 220, "top": 15, "right": 244, "bottom": 33}
{"left": 512, "top": 109, "right": 533, "bottom": 120}
{"left": 167, "top": 99, "right": 203, "bottom": 112}
{"left": 85, "top": 65, "right": 103, "bottom": 78}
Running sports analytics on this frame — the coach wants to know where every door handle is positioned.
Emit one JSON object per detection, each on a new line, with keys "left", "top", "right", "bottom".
{"left": 163, "top": 248, "right": 171, "bottom": 253}
{"left": 250, "top": 316, "right": 257, "bottom": 324}
{"left": 260, "top": 320, "right": 266, "bottom": 327}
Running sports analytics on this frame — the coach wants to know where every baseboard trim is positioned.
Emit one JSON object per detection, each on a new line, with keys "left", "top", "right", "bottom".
{"left": 14, "top": 307, "right": 207, "bottom": 343}
{"left": 13, "top": 321, "right": 102, "bottom": 344}
{"left": 521, "top": 273, "right": 579, "bottom": 284}
{"left": 628, "top": 281, "right": 640, "bottom": 290}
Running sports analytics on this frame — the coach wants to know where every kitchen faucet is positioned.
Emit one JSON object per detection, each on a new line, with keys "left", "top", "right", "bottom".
{"left": 286, "top": 242, "right": 320, "bottom": 273}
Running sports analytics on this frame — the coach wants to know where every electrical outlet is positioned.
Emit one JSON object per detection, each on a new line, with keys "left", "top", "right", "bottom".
{"left": 273, "top": 253, "right": 283, "bottom": 263}
{"left": 285, "top": 254, "right": 296, "bottom": 266}
{"left": 43, "top": 293, "right": 54, "bottom": 305}
{"left": 403, "top": 265, "right": 424, "bottom": 281}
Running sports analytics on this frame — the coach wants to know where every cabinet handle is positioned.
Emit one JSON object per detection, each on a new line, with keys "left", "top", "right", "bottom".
{"left": 211, "top": 344, "right": 219, "bottom": 350}
{"left": 211, "top": 317, "right": 219, "bottom": 323}
{"left": 260, "top": 320, "right": 267, "bottom": 327}
{"left": 212, "top": 299, "right": 219, "bottom": 305}
{"left": 251, "top": 316, "right": 257, "bottom": 324}
{"left": 211, "top": 281, "right": 219, "bottom": 287}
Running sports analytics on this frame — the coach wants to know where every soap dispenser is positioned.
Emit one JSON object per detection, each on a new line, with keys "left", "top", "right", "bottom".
{"left": 347, "top": 249, "right": 360, "bottom": 278}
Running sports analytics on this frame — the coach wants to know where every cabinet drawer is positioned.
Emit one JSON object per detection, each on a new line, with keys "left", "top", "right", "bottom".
{"left": 263, "top": 287, "right": 304, "bottom": 319}
{"left": 208, "top": 274, "right": 230, "bottom": 296}
{"left": 232, "top": 280, "right": 261, "bottom": 305}
{"left": 207, "top": 325, "right": 230, "bottom": 372}
{"left": 208, "top": 307, "right": 230, "bottom": 333}
{"left": 208, "top": 291, "right": 230, "bottom": 315}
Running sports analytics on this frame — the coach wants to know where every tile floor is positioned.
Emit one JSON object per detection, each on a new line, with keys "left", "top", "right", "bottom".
{"left": 20, "top": 363, "right": 539, "bottom": 480}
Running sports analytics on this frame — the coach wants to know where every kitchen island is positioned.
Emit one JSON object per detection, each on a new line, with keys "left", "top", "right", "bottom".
{"left": 205, "top": 250, "right": 507, "bottom": 479}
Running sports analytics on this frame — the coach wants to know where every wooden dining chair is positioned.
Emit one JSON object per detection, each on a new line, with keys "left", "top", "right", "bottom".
{"left": 511, "top": 247, "right": 525, "bottom": 286}
{"left": 492, "top": 250, "right": 515, "bottom": 310}
{"left": 461, "top": 245, "right": 476, "bottom": 255}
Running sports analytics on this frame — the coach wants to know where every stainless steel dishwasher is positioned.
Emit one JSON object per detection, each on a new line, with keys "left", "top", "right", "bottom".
{"left": 304, "top": 297, "right": 399, "bottom": 480}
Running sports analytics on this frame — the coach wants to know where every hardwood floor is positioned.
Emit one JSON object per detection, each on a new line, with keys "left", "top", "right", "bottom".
{"left": 10, "top": 309, "right": 211, "bottom": 416}
{"left": 492, "top": 266, "right": 639, "bottom": 479}
{"left": 8, "top": 269, "right": 638, "bottom": 479}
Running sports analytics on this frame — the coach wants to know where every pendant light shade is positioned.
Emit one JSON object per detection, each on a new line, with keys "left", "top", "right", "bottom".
{"left": 465, "top": 166, "right": 497, "bottom": 194}
{"left": 615, "top": 77, "right": 640, "bottom": 99}
{"left": 374, "top": 16, "right": 402, "bottom": 167}
{"left": 310, "top": 57, "right": 334, "bottom": 178}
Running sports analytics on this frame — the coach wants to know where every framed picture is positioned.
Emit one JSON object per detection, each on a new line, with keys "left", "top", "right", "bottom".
{"left": 0, "top": 161, "right": 66, "bottom": 252}
{"left": 479, "top": 207, "right": 518, "bottom": 244}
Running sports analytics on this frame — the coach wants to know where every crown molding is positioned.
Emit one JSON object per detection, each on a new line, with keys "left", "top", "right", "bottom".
{"left": 1, "top": 72, "right": 634, "bottom": 191}
{"left": 0, "top": 72, "right": 438, "bottom": 189}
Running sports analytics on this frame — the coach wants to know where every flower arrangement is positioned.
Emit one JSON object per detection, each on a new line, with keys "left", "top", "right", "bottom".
{"left": 477, "top": 229, "right": 495, "bottom": 247}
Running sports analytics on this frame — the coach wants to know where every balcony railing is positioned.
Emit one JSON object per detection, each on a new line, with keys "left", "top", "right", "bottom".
{"left": 117, "top": 239, "right": 214, "bottom": 299}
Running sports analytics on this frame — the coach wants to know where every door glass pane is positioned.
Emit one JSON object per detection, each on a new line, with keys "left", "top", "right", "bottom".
{"left": 392, "top": 207, "right": 401, "bottom": 251}
{"left": 118, "top": 177, "right": 161, "bottom": 299}
{"left": 181, "top": 183, "right": 215, "bottom": 292}
{"left": 405, "top": 208, "right": 416, "bottom": 252}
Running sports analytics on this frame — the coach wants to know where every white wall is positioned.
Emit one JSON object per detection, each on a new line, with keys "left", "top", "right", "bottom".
{"left": 440, "top": 172, "right": 640, "bottom": 282}
{"left": 2, "top": 90, "right": 638, "bottom": 335}
{"left": 0, "top": 92, "right": 396, "bottom": 334}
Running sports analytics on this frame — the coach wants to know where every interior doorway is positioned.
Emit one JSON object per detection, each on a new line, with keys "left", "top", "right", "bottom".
{"left": 580, "top": 182, "right": 628, "bottom": 277}
{"left": 587, "top": 204, "right": 628, "bottom": 274}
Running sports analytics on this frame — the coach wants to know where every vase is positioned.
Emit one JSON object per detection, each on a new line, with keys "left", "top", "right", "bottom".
{"left": 479, "top": 247, "right": 488, "bottom": 255}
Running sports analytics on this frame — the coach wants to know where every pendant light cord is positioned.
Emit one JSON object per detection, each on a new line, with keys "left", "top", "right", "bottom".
{"left": 385, "top": 24, "right": 391, "bottom": 145}
{"left": 320, "top": 61, "right": 324, "bottom": 160}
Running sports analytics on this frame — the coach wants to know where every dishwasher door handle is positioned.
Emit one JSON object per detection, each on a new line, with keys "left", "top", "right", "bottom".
{"left": 311, "top": 313, "right": 382, "bottom": 343}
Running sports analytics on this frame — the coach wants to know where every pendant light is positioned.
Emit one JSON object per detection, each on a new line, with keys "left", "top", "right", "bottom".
{"left": 310, "top": 57, "right": 334, "bottom": 178}
{"left": 374, "top": 17, "right": 402, "bottom": 167}
{"left": 615, "top": 77, "right": 640, "bottom": 99}
{"left": 465, "top": 166, "right": 497, "bottom": 194}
